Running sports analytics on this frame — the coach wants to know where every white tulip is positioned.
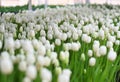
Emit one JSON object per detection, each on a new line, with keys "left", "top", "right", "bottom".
{"left": 117, "top": 31, "right": 120, "bottom": 38}
{"left": 62, "top": 69, "right": 72, "bottom": 77}
{"left": 40, "top": 30, "right": 46, "bottom": 36}
{"left": 99, "top": 45, "right": 107, "bottom": 56}
{"left": 21, "top": 40, "right": 34, "bottom": 54}
{"left": 67, "top": 31, "right": 72, "bottom": 38}
{"left": 28, "top": 30, "right": 35, "bottom": 38}
{"left": 4, "top": 37, "right": 14, "bottom": 50}
{"left": 93, "top": 44, "right": 99, "bottom": 53}
{"left": 63, "top": 43, "right": 71, "bottom": 51}
{"left": 40, "top": 37, "right": 46, "bottom": 44}
{"left": 23, "top": 77, "right": 31, "bottom": 82}
{"left": 50, "top": 52, "right": 57, "bottom": 60}
{"left": 60, "top": 51, "right": 66, "bottom": 61}
{"left": 95, "top": 51, "right": 101, "bottom": 57}
{"left": 55, "top": 39, "right": 61, "bottom": 46}
{"left": 52, "top": 58, "right": 59, "bottom": 66}
{"left": 86, "top": 36, "right": 91, "bottom": 43}
{"left": 17, "top": 54, "right": 25, "bottom": 61}
{"left": 41, "top": 68, "right": 52, "bottom": 82}
{"left": 1, "top": 51, "right": 10, "bottom": 59}
{"left": 59, "top": 51, "right": 69, "bottom": 65}
{"left": 45, "top": 43, "right": 51, "bottom": 50}
{"left": 14, "top": 40, "right": 21, "bottom": 49}
{"left": 37, "top": 55, "right": 45, "bottom": 66}
{"left": 115, "top": 40, "right": 120, "bottom": 45}
{"left": 61, "top": 33, "right": 67, "bottom": 41}
{"left": 44, "top": 57, "right": 51, "bottom": 66}
{"left": 38, "top": 45, "right": 46, "bottom": 56}
{"left": 32, "top": 39, "right": 40, "bottom": 50}
{"left": 58, "top": 74, "right": 70, "bottom": 82}
{"left": 80, "top": 20, "right": 84, "bottom": 25}
{"left": 94, "top": 40, "right": 100, "bottom": 45}
{"left": 113, "top": 26, "right": 119, "bottom": 32}
{"left": 107, "top": 50, "right": 117, "bottom": 61}
{"left": 89, "top": 57, "right": 96, "bottom": 66}
{"left": 26, "top": 54, "right": 35, "bottom": 65}
{"left": 92, "top": 32, "right": 98, "bottom": 38}
{"left": 88, "top": 50, "right": 93, "bottom": 57}
{"left": 106, "top": 41, "right": 113, "bottom": 48}
{"left": 72, "top": 33, "right": 78, "bottom": 40}
{"left": 0, "top": 58, "right": 13, "bottom": 75}
{"left": 71, "top": 42, "right": 80, "bottom": 51}
{"left": 83, "top": 26, "right": 90, "bottom": 34}
{"left": 18, "top": 61, "right": 27, "bottom": 72}
{"left": 35, "top": 25, "right": 40, "bottom": 32}
{"left": 77, "top": 29, "right": 82, "bottom": 36}
{"left": 26, "top": 65, "right": 37, "bottom": 80}
{"left": 50, "top": 43, "right": 55, "bottom": 51}
{"left": 10, "top": 55, "right": 17, "bottom": 63}
{"left": 108, "top": 35, "right": 116, "bottom": 43}
{"left": 0, "top": 24, "right": 5, "bottom": 33}
{"left": 89, "top": 26, "right": 95, "bottom": 34}
{"left": 47, "top": 34, "right": 53, "bottom": 40}
{"left": 81, "top": 34, "right": 88, "bottom": 42}
{"left": 98, "top": 29, "right": 105, "bottom": 40}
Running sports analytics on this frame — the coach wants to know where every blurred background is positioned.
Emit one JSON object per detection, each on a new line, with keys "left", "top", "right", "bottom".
{"left": 0, "top": 0, "right": 120, "bottom": 7}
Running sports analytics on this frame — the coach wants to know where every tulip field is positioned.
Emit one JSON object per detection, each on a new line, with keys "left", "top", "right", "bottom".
{"left": 0, "top": 5, "right": 120, "bottom": 82}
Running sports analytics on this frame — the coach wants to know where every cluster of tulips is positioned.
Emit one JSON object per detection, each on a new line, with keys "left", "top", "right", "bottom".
{"left": 0, "top": 5, "right": 120, "bottom": 82}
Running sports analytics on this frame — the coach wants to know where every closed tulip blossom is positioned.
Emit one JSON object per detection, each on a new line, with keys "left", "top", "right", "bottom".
{"left": 89, "top": 57, "right": 96, "bottom": 66}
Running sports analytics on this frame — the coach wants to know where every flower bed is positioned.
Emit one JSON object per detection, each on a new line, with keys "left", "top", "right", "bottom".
{"left": 0, "top": 5, "right": 120, "bottom": 82}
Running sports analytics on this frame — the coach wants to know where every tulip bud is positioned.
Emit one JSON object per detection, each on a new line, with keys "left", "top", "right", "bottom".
{"left": 81, "top": 53, "right": 85, "bottom": 61}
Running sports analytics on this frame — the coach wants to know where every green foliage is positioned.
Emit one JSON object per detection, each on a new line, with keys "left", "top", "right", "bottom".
{"left": 0, "top": 5, "right": 63, "bottom": 13}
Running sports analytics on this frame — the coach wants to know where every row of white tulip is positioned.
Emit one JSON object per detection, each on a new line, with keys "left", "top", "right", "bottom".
{"left": 0, "top": 5, "right": 120, "bottom": 82}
